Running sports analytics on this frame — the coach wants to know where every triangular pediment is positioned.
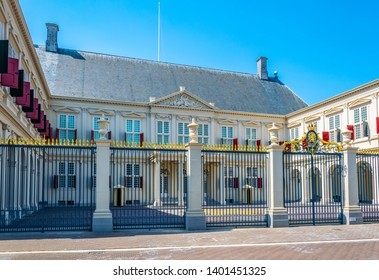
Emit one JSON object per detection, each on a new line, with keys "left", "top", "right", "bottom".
{"left": 348, "top": 98, "right": 371, "bottom": 109}
{"left": 87, "top": 108, "right": 115, "bottom": 116}
{"left": 150, "top": 90, "right": 217, "bottom": 110}
{"left": 53, "top": 106, "right": 81, "bottom": 114}
{"left": 324, "top": 106, "right": 344, "bottom": 116}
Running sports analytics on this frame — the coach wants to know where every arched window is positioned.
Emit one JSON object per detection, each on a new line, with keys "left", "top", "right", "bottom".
{"left": 285, "top": 169, "right": 302, "bottom": 202}
{"left": 329, "top": 165, "right": 342, "bottom": 203}
{"left": 308, "top": 167, "right": 322, "bottom": 202}
{"left": 357, "top": 161, "right": 373, "bottom": 203}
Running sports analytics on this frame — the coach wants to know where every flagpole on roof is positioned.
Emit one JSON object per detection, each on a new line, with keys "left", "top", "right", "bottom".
{"left": 157, "top": 1, "right": 161, "bottom": 62}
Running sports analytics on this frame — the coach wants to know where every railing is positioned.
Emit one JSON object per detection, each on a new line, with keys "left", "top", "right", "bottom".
{"left": 0, "top": 138, "right": 96, "bottom": 232}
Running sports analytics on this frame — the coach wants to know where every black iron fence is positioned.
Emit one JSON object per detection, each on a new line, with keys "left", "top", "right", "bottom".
{"left": 283, "top": 151, "right": 343, "bottom": 225}
{"left": 110, "top": 145, "right": 187, "bottom": 229}
{"left": 356, "top": 153, "right": 379, "bottom": 222}
{"left": 202, "top": 147, "right": 269, "bottom": 227}
{"left": 0, "top": 139, "right": 96, "bottom": 232}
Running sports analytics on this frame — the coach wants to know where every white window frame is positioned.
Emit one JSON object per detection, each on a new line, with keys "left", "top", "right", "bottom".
{"left": 177, "top": 122, "right": 190, "bottom": 144}
{"left": 125, "top": 164, "right": 141, "bottom": 188}
{"left": 157, "top": 120, "right": 170, "bottom": 144}
{"left": 125, "top": 119, "right": 141, "bottom": 144}
{"left": 93, "top": 116, "right": 110, "bottom": 140}
{"left": 245, "top": 166, "right": 258, "bottom": 187}
{"left": 328, "top": 114, "right": 341, "bottom": 142}
{"left": 245, "top": 127, "right": 257, "bottom": 146}
{"left": 0, "top": 21, "right": 4, "bottom": 40}
{"left": 289, "top": 127, "right": 299, "bottom": 140}
{"left": 353, "top": 106, "right": 368, "bottom": 139}
{"left": 198, "top": 123, "right": 209, "bottom": 144}
{"left": 224, "top": 166, "right": 234, "bottom": 189}
{"left": 221, "top": 126, "right": 234, "bottom": 145}
{"left": 58, "top": 114, "right": 76, "bottom": 140}
{"left": 58, "top": 162, "right": 76, "bottom": 188}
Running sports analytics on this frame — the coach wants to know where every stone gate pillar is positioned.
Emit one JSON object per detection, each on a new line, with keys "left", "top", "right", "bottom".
{"left": 185, "top": 119, "right": 206, "bottom": 230}
{"left": 342, "top": 146, "right": 363, "bottom": 224}
{"left": 92, "top": 139, "right": 113, "bottom": 231}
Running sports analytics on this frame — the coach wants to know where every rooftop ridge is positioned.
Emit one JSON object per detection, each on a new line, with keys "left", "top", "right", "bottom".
{"left": 35, "top": 45, "right": 282, "bottom": 81}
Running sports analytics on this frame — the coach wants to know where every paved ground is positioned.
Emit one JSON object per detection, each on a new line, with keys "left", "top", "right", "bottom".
{"left": 1, "top": 223, "right": 379, "bottom": 260}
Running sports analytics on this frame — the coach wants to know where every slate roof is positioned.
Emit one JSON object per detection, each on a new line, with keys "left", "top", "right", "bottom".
{"left": 35, "top": 45, "right": 307, "bottom": 115}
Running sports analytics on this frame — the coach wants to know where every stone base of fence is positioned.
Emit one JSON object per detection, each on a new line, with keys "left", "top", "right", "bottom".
{"left": 92, "top": 210, "right": 113, "bottom": 232}
{"left": 267, "top": 208, "right": 289, "bottom": 228}
{"left": 343, "top": 206, "right": 363, "bottom": 225}
{"left": 185, "top": 209, "right": 206, "bottom": 230}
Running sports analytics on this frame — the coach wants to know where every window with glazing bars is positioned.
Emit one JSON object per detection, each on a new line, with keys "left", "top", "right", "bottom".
{"left": 198, "top": 123, "right": 209, "bottom": 144}
{"left": 328, "top": 114, "right": 341, "bottom": 142}
{"left": 157, "top": 120, "right": 170, "bottom": 144}
{"left": 125, "top": 119, "right": 141, "bottom": 143}
{"left": 221, "top": 126, "right": 233, "bottom": 145}
{"left": 58, "top": 162, "right": 76, "bottom": 188}
{"left": 125, "top": 164, "right": 141, "bottom": 188}
{"left": 58, "top": 114, "right": 76, "bottom": 140}
{"left": 177, "top": 122, "right": 190, "bottom": 144}
{"left": 353, "top": 106, "right": 368, "bottom": 139}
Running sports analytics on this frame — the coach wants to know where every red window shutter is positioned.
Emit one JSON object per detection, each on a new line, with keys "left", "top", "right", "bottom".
{"left": 54, "top": 175, "right": 59, "bottom": 189}
{"left": 256, "top": 140, "right": 261, "bottom": 150}
{"left": 91, "top": 130, "right": 94, "bottom": 140}
{"left": 74, "top": 129, "right": 77, "bottom": 140}
{"left": 56, "top": 128, "right": 60, "bottom": 140}
{"left": 0, "top": 57, "right": 18, "bottom": 88}
{"left": 108, "top": 131, "right": 111, "bottom": 140}
{"left": 34, "top": 112, "right": 45, "bottom": 129}
{"left": 322, "top": 131, "right": 329, "bottom": 142}
{"left": 26, "top": 99, "right": 39, "bottom": 120}
{"left": 140, "top": 133, "right": 144, "bottom": 147}
{"left": 49, "top": 126, "right": 52, "bottom": 139}
{"left": 109, "top": 176, "right": 111, "bottom": 188}
{"left": 124, "top": 132, "right": 127, "bottom": 142}
{"left": 16, "top": 82, "right": 30, "bottom": 106}
{"left": 30, "top": 104, "right": 41, "bottom": 123}
{"left": 22, "top": 89, "right": 34, "bottom": 112}
{"left": 285, "top": 143, "right": 291, "bottom": 152}
{"left": 140, "top": 176, "right": 143, "bottom": 189}
{"left": 279, "top": 141, "right": 284, "bottom": 145}
{"left": 124, "top": 176, "right": 127, "bottom": 187}
{"left": 302, "top": 138, "right": 308, "bottom": 150}
{"left": 233, "top": 138, "right": 238, "bottom": 150}
{"left": 73, "top": 175, "right": 76, "bottom": 188}
{"left": 233, "top": 177, "right": 239, "bottom": 188}
{"left": 257, "top": 178, "right": 263, "bottom": 188}
{"left": 376, "top": 117, "right": 379, "bottom": 134}
{"left": 92, "top": 176, "right": 95, "bottom": 188}
{"left": 10, "top": 69, "right": 24, "bottom": 97}
{"left": 347, "top": 125, "right": 354, "bottom": 140}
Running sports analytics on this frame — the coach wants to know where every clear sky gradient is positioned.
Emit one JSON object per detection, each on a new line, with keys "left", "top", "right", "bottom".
{"left": 19, "top": 0, "right": 379, "bottom": 105}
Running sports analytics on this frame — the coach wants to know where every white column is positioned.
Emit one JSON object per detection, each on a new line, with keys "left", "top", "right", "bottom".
{"left": 267, "top": 144, "right": 289, "bottom": 227}
{"left": 154, "top": 159, "right": 161, "bottom": 206}
{"left": 185, "top": 142, "right": 206, "bottom": 230}
{"left": 178, "top": 160, "right": 183, "bottom": 206}
{"left": 343, "top": 146, "right": 363, "bottom": 224}
{"left": 219, "top": 162, "right": 225, "bottom": 205}
{"left": 92, "top": 139, "right": 113, "bottom": 231}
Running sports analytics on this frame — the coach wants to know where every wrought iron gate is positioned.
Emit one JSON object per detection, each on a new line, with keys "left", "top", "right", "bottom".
{"left": 283, "top": 127, "right": 343, "bottom": 225}
{"left": 202, "top": 147, "right": 268, "bottom": 227}
{"left": 110, "top": 145, "right": 186, "bottom": 229}
{"left": 0, "top": 140, "right": 96, "bottom": 232}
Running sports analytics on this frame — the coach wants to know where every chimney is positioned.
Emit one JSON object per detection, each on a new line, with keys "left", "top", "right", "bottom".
{"left": 256, "top": 57, "right": 268, "bottom": 80}
{"left": 46, "top": 23, "right": 59, "bottom": 53}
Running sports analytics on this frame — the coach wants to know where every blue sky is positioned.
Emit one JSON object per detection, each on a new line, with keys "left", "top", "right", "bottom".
{"left": 19, "top": 0, "right": 379, "bottom": 105}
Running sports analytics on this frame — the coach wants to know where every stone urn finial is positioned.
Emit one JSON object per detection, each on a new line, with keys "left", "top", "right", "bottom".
{"left": 268, "top": 122, "right": 279, "bottom": 145}
{"left": 97, "top": 114, "right": 110, "bottom": 140}
{"left": 341, "top": 129, "right": 352, "bottom": 147}
{"left": 187, "top": 118, "right": 199, "bottom": 143}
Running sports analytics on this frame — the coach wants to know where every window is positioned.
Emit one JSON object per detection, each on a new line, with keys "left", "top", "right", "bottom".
{"left": 93, "top": 116, "right": 110, "bottom": 140}
{"left": 58, "top": 114, "right": 76, "bottom": 140}
{"left": 221, "top": 126, "right": 233, "bottom": 145}
{"left": 246, "top": 127, "right": 257, "bottom": 146}
{"left": 125, "top": 119, "right": 141, "bottom": 143}
{"left": 157, "top": 120, "right": 170, "bottom": 144}
{"left": 177, "top": 122, "right": 189, "bottom": 144}
{"left": 125, "top": 164, "right": 141, "bottom": 188}
{"left": 224, "top": 166, "right": 234, "bottom": 188}
{"left": 328, "top": 114, "right": 341, "bottom": 142}
{"left": 8, "top": 40, "right": 17, "bottom": 58}
{"left": 198, "top": 123, "right": 209, "bottom": 144}
{"left": 289, "top": 127, "right": 299, "bottom": 140}
{"left": 245, "top": 167, "right": 258, "bottom": 186}
{"left": 58, "top": 162, "right": 76, "bottom": 188}
{"left": 353, "top": 106, "right": 368, "bottom": 139}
